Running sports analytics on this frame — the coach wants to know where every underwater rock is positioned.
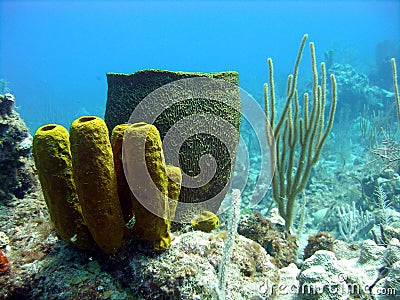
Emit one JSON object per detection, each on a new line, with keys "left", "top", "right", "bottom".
{"left": 237, "top": 211, "right": 298, "bottom": 268}
{"left": 303, "top": 231, "right": 335, "bottom": 260}
{"left": 296, "top": 239, "right": 400, "bottom": 299}
{"left": 298, "top": 250, "right": 350, "bottom": 300}
{"left": 373, "top": 238, "right": 400, "bottom": 299}
{"left": 31, "top": 244, "right": 129, "bottom": 299}
{"left": 329, "top": 63, "right": 393, "bottom": 113}
{"left": 0, "top": 93, "right": 37, "bottom": 202}
{"left": 0, "top": 93, "right": 15, "bottom": 115}
{"left": 358, "top": 239, "right": 386, "bottom": 264}
{"left": 277, "top": 263, "right": 301, "bottom": 300}
{"left": 0, "top": 231, "right": 10, "bottom": 250}
{"left": 105, "top": 70, "right": 241, "bottom": 214}
{"left": 128, "top": 231, "right": 278, "bottom": 300}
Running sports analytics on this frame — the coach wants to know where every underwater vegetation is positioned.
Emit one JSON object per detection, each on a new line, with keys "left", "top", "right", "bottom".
{"left": 264, "top": 34, "right": 337, "bottom": 230}
{"left": 0, "top": 34, "right": 400, "bottom": 299}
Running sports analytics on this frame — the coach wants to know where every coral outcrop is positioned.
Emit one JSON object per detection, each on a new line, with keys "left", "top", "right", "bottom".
{"left": 126, "top": 231, "right": 278, "bottom": 299}
{"left": 329, "top": 63, "right": 394, "bottom": 113}
{"left": 0, "top": 93, "right": 37, "bottom": 202}
{"left": 279, "top": 239, "right": 400, "bottom": 299}
{"left": 303, "top": 231, "right": 335, "bottom": 260}
{"left": 237, "top": 211, "right": 298, "bottom": 268}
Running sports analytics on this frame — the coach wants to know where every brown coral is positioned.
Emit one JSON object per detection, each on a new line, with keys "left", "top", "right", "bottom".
{"left": 237, "top": 211, "right": 298, "bottom": 268}
{"left": 0, "top": 250, "right": 10, "bottom": 274}
{"left": 303, "top": 231, "right": 335, "bottom": 260}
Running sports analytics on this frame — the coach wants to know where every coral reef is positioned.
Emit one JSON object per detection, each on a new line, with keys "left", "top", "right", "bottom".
{"left": 105, "top": 70, "right": 241, "bottom": 213}
{"left": 127, "top": 231, "right": 278, "bottom": 300}
{"left": 330, "top": 63, "right": 394, "bottom": 113}
{"left": 237, "top": 211, "right": 298, "bottom": 268}
{"left": 0, "top": 93, "right": 37, "bottom": 202}
{"left": 0, "top": 191, "right": 54, "bottom": 298}
{"left": 303, "top": 231, "right": 335, "bottom": 260}
{"left": 278, "top": 239, "right": 400, "bottom": 300}
{"left": 1, "top": 38, "right": 400, "bottom": 300}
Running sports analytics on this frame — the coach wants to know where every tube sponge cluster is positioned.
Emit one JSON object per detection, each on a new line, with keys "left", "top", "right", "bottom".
{"left": 33, "top": 116, "right": 181, "bottom": 253}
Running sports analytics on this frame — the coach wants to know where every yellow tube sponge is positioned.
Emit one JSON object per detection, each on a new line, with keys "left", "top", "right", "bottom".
{"left": 111, "top": 124, "right": 133, "bottom": 223}
{"left": 123, "top": 122, "right": 171, "bottom": 250}
{"left": 32, "top": 124, "right": 95, "bottom": 250}
{"left": 191, "top": 211, "right": 220, "bottom": 232}
{"left": 166, "top": 165, "right": 182, "bottom": 222}
{"left": 69, "top": 116, "right": 124, "bottom": 254}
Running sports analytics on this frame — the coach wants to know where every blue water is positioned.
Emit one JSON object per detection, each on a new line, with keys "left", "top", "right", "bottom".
{"left": 0, "top": 0, "right": 399, "bottom": 132}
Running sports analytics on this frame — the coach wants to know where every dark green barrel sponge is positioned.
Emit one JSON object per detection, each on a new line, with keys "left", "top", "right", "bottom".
{"left": 32, "top": 124, "right": 95, "bottom": 250}
{"left": 105, "top": 70, "right": 239, "bottom": 134}
{"left": 111, "top": 124, "right": 133, "bottom": 223}
{"left": 105, "top": 70, "right": 241, "bottom": 213}
{"left": 70, "top": 116, "right": 124, "bottom": 254}
{"left": 123, "top": 122, "right": 171, "bottom": 251}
